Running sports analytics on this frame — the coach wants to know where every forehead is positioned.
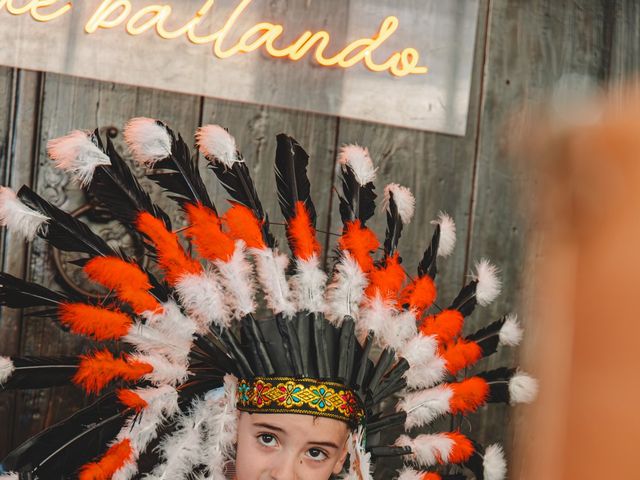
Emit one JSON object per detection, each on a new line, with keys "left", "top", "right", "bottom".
{"left": 241, "top": 412, "right": 349, "bottom": 442}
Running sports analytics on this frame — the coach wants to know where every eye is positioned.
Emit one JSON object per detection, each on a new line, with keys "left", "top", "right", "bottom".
{"left": 306, "top": 448, "right": 328, "bottom": 462}
{"left": 257, "top": 433, "right": 278, "bottom": 448}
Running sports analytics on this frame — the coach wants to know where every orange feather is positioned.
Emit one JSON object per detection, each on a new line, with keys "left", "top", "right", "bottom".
{"left": 288, "top": 201, "right": 321, "bottom": 260}
{"left": 185, "top": 202, "right": 236, "bottom": 262}
{"left": 440, "top": 339, "right": 483, "bottom": 376}
{"left": 223, "top": 203, "right": 266, "bottom": 249}
{"left": 423, "top": 474, "right": 442, "bottom": 480}
{"left": 79, "top": 439, "right": 133, "bottom": 480}
{"left": 84, "top": 257, "right": 161, "bottom": 314}
{"left": 136, "top": 212, "right": 202, "bottom": 285}
{"left": 444, "top": 431, "right": 474, "bottom": 464}
{"left": 448, "top": 377, "right": 490, "bottom": 414}
{"left": 419, "top": 309, "right": 464, "bottom": 345}
{"left": 117, "top": 388, "right": 148, "bottom": 412}
{"left": 365, "top": 253, "right": 405, "bottom": 299}
{"left": 59, "top": 303, "right": 132, "bottom": 341}
{"left": 338, "top": 220, "right": 379, "bottom": 272}
{"left": 73, "top": 350, "right": 152, "bottom": 394}
{"left": 400, "top": 275, "right": 437, "bottom": 315}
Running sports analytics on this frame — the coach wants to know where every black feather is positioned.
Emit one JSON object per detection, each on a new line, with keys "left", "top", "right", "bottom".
{"left": 209, "top": 151, "right": 274, "bottom": 247}
{"left": 466, "top": 316, "right": 508, "bottom": 356}
{"left": 1, "top": 392, "right": 126, "bottom": 478}
{"left": 449, "top": 280, "right": 478, "bottom": 317}
{"left": 477, "top": 367, "right": 516, "bottom": 404}
{"left": 418, "top": 224, "right": 440, "bottom": 279}
{"left": 383, "top": 191, "right": 402, "bottom": 257}
{"left": 90, "top": 131, "right": 172, "bottom": 230}
{"left": 274, "top": 134, "right": 316, "bottom": 225}
{"left": 338, "top": 164, "right": 376, "bottom": 227}
{"left": 1, "top": 356, "right": 78, "bottom": 390}
{"left": 145, "top": 122, "right": 216, "bottom": 213}
{"left": 0, "top": 272, "right": 69, "bottom": 308}
{"left": 17, "top": 186, "right": 118, "bottom": 258}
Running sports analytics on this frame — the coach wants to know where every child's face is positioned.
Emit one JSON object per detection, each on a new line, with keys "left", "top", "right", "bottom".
{"left": 234, "top": 411, "right": 350, "bottom": 480}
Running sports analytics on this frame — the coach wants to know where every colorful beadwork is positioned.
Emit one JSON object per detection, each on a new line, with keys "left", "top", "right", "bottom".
{"left": 237, "top": 377, "right": 365, "bottom": 425}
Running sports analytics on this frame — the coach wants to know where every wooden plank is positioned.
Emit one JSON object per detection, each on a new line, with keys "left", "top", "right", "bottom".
{"left": 11, "top": 72, "right": 202, "bottom": 448}
{"left": 0, "top": 68, "right": 42, "bottom": 456}
{"left": 609, "top": 0, "right": 640, "bottom": 84}
{"left": 466, "top": 0, "right": 607, "bottom": 466}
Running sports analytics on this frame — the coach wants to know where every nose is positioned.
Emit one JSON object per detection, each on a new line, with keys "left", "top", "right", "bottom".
{"left": 268, "top": 451, "right": 299, "bottom": 480}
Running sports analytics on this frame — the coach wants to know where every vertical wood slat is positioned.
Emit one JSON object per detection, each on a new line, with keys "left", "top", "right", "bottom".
{"left": 11, "top": 72, "right": 203, "bottom": 447}
{"left": 0, "top": 69, "right": 43, "bottom": 456}
{"left": 466, "top": 0, "right": 608, "bottom": 470}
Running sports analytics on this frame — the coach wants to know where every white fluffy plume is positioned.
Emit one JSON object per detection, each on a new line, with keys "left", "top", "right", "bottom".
{"left": 112, "top": 386, "right": 179, "bottom": 480}
{"left": 176, "top": 271, "right": 231, "bottom": 331}
{"left": 383, "top": 310, "right": 418, "bottom": 351}
{"left": 383, "top": 183, "right": 415, "bottom": 224}
{"left": 0, "top": 186, "right": 48, "bottom": 241}
{"left": 399, "top": 335, "right": 446, "bottom": 389}
{"left": 483, "top": 444, "right": 507, "bottom": 480}
{"left": 202, "top": 375, "right": 239, "bottom": 478}
{"left": 358, "top": 294, "right": 397, "bottom": 344}
{"left": 398, "top": 385, "right": 453, "bottom": 430}
{"left": 146, "top": 397, "right": 209, "bottom": 480}
{"left": 342, "top": 426, "right": 372, "bottom": 480}
{"left": 382, "top": 183, "right": 416, "bottom": 225}
{"left": 431, "top": 212, "right": 456, "bottom": 257}
{"left": 324, "top": 254, "right": 368, "bottom": 326}
{"left": 509, "top": 371, "right": 539, "bottom": 404}
{"left": 124, "top": 323, "right": 193, "bottom": 365}
{"left": 133, "top": 353, "right": 189, "bottom": 386}
{"left": 196, "top": 125, "right": 238, "bottom": 167}
{"left": 124, "top": 117, "right": 171, "bottom": 166}
{"left": 499, "top": 313, "right": 523, "bottom": 346}
{"left": 215, "top": 241, "right": 256, "bottom": 319}
{"left": 338, "top": 144, "right": 376, "bottom": 185}
{"left": 290, "top": 255, "right": 327, "bottom": 313}
{"left": 0, "top": 473, "right": 18, "bottom": 480}
{"left": 472, "top": 258, "right": 502, "bottom": 306}
{"left": 47, "top": 130, "right": 111, "bottom": 186}
{"left": 251, "top": 248, "right": 296, "bottom": 317}
{"left": 0, "top": 356, "right": 15, "bottom": 385}
{"left": 395, "top": 433, "right": 454, "bottom": 467}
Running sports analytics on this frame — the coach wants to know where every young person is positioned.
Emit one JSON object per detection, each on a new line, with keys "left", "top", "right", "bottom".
{"left": 0, "top": 119, "right": 536, "bottom": 480}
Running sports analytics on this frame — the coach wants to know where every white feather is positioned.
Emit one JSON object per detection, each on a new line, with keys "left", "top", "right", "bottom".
{"left": 0, "top": 473, "right": 18, "bottom": 479}
{"left": 215, "top": 240, "right": 256, "bottom": 318}
{"left": 509, "top": 371, "right": 539, "bottom": 404}
{"left": 124, "top": 117, "right": 171, "bottom": 166}
{"left": 132, "top": 353, "right": 189, "bottom": 386}
{"left": 202, "top": 375, "right": 238, "bottom": 478}
{"left": 176, "top": 271, "right": 231, "bottom": 331}
{"left": 146, "top": 397, "right": 209, "bottom": 480}
{"left": 499, "top": 313, "right": 523, "bottom": 346}
{"left": 399, "top": 335, "right": 447, "bottom": 389}
{"left": 382, "top": 183, "right": 415, "bottom": 224}
{"left": 251, "top": 247, "right": 296, "bottom": 317}
{"left": 338, "top": 144, "right": 376, "bottom": 185}
{"left": 399, "top": 385, "right": 453, "bottom": 429}
{"left": 143, "top": 301, "right": 197, "bottom": 347}
{"left": 383, "top": 310, "right": 418, "bottom": 351}
{"left": 342, "top": 426, "right": 372, "bottom": 480}
{"left": 113, "top": 386, "right": 179, "bottom": 480}
{"left": 396, "top": 468, "right": 426, "bottom": 480}
{"left": 124, "top": 323, "right": 192, "bottom": 364}
{"left": 196, "top": 125, "right": 238, "bottom": 167}
{"left": 0, "top": 356, "right": 14, "bottom": 385}
{"left": 473, "top": 258, "right": 502, "bottom": 306}
{"left": 290, "top": 255, "right": 327, "bottom": 313}
{"left": 358, "top": 294, "right": 396, "bottom": 342}
{"left": 47, "top": 130, "right": 111, "bottom": 186}
{"left": 395, "top": 433, "right": 454, "bottom": 467}
{"left": 324, "top": 254, "right": 368, "bottom": 326}
{"left": 430, "top": 212, "right": 456, "bottom": 257}
{"left": 483, "top": 444, "right": 507, "bottom": 480}
{"left": 0, "top": 186, "right": 48, "bottom": 241}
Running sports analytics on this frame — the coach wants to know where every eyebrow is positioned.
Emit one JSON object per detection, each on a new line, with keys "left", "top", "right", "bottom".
{"left": 251, "top": 422, "right": 340, "bottom": 449}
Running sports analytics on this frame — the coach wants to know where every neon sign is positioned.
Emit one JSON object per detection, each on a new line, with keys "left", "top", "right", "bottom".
{"left": 1, "top": 0, "right": 428, "bottom": 77}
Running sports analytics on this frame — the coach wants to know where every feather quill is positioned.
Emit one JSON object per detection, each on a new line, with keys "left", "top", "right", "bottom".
{"left": 0, "top": 356, "right": 78, "bottom": 390}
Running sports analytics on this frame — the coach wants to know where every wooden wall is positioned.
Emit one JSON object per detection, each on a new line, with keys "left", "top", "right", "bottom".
{"left": 1, "top": 0, "right": 638, "bottom": 477}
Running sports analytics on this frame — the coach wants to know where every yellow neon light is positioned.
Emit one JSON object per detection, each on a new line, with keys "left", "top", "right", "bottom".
{"left": 1, "top": 0, "right": 428, "bottom": 77}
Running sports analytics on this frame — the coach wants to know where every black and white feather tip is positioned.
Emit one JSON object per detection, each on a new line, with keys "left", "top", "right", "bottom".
{"left": 337, "top": 144, "right": 377, "bottom": 226}
{"left": 0, "top": 187, "right": 48, "bottom": 241}
{"left": 47, "top": 130, "right": 111, "bottom": 187}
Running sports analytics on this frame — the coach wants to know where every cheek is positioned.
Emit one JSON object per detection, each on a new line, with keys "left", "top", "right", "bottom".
{"left": 234, "top": 432, "right": 268, "bottom": 479}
